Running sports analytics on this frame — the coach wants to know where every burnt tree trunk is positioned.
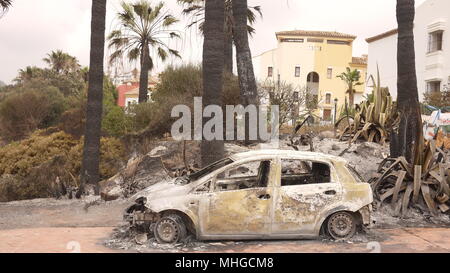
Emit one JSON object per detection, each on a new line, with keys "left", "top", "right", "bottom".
{"left": 77, "top": 0, "right": 106, "bottom": 198}
{"left": 201, "top": 0, "right": 225, "bottom": 167}
{"left": 232, "top": 0, "right": 259, "bottom": 143}
{"left": 391, "top": 0, "right": 421, "bottom": 163}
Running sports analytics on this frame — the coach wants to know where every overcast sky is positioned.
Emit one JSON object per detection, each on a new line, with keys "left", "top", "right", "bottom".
{"left": 0, "top": 0, "right": 427, "bottom": 84}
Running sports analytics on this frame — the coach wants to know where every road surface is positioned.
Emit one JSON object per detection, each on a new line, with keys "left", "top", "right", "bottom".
{"left": 0, "top": 198, "right": 449, "bottom": 253}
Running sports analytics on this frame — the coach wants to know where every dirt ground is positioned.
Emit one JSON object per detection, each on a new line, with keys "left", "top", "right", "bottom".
{"left": 0, "top": 197, "right": 449, "bottom": 253}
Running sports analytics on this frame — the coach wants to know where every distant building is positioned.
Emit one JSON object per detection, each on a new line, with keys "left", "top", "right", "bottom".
{"left": 253, "top": 30, "right": 367, "bottom": 121}
{"left": 110, "top": 68, "right": 140, "bottom": 86}
{"left": 122, "top": 75, "right": 160, "bottom": 108}
{"left": 366, "top": 0, "right": 450, "bottom": 101}
{"left": 117, "top": 82, "right": 139, "bottom": 107}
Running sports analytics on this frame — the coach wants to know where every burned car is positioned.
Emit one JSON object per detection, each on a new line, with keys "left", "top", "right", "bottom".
{"left": 124, "top": 150, "right": 373, "bottom": 243}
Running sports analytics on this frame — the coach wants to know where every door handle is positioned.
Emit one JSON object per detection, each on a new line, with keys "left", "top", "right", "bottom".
{"left": 258, "top": 194, "right": 271, "bottom": 200}
{"left": 324, "top": 190, "right": 336, "bottom": 195}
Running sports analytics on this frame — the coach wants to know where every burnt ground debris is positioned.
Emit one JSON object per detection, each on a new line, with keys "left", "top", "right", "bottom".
{"left": 98, "top": 135, "right": 449, "bottom": 252}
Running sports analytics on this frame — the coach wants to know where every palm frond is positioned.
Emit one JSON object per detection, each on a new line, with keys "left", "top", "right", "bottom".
{"left": 157, "top": 47, "right": 168, "bottom": 61}
{"left": 168, "top": 49, "right": 181, "bottom": 58}
{"left": 109, "top": 0, "right": 180, "bottom": 70}
{"left": 0, "top": 0, "right": 12, "bottom": 11}
{"left": 163, "top": 15, "right": 179, "bottom": 27}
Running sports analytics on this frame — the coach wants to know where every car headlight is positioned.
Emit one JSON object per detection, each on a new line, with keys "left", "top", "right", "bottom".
{"left": 135, "top": 196, "right": 147, "bottom": 205}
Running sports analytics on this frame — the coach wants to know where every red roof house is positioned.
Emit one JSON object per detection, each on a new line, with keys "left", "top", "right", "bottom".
{"left": 116, "top": 82, "right": 139, "bottom": 107}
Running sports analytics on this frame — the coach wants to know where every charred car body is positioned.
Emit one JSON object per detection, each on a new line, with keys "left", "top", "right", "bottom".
{"left": 124, "top": 150, "right": 373, "bottom": 243}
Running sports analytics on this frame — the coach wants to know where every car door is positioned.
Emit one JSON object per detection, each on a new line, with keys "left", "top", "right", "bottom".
{"left": 198, "top": 159, "right": 275, "bottom": 237}
{"left": 272, "top": 158, "right": 343, "bottom": 235}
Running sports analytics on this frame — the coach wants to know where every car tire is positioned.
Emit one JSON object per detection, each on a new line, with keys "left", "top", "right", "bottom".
{"left": 326, "top": 211, "right": 357, "bottom": 240}
{"left": 154, "top": 214, "right": 187, "bottom": 244}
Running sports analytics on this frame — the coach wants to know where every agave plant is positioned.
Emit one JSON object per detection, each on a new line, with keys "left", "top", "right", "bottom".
{"left": 370, "top": 139, "right": 450, "bottom": 216}
{"left": 335, "top": 68, "right": 397, "bottom": 144}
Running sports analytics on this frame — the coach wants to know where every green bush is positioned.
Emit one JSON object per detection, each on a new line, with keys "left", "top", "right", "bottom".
{"left": 0, "top": 88, "right": 66, "bottom": 141}
{"left": 102, "top": 106, "right": 130, "bottom": 137}
{"left": 423, "top": 90, "right": 450, "bottom": 110}
{"left": 129, "top": 64, "right": 241, "bottom": 137}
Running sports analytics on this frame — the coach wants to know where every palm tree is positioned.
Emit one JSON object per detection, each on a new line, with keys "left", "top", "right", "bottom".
{"left": 336, "top": 67, "right": 363, "bottom": 106}
{"left": 77, "top": 0, "right": 107, "bottom": 198}
{"left": 14, "top": 66, "right": 43, "bottom": 84}
{"left": 0, "top": 0, "right": 12, "bottom": 17}
{"left": 390, "top": 0, "right": 421, "bottom": 163}
{"left": 201, "top": 0, "right": 225, "bottom": 166}
{"left": 108, "top": 1, "right": 181, "bottom": 103}
{"left": 232, "top": 0, "right": 259, "bottom": 143}
{"left": 43, "top": 50, "right": 81, "bottom": 74}
{"left": 177, "top": 0, "right": 261, "bottom": 73}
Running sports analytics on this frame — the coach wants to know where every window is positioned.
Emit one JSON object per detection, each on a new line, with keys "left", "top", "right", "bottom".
{"left": 215, "top": 160, "right": 271, "bottom": 191}
{"left": 325, "top": 93, "right": 331, "bottom": 104}
{"left": 295, "top": 66, "right": 300, "bottom": 77}
{"left": 189, "top": 158, "right": 233, "bottom": 181}
{"left": 307, "top": 38, "right": 324, "bottom": 43}
{"left": 281, "top": 38, "right": 304, "bottom": 43}
{"left": 194, "top": 181, "right": 211, "bottom": 193}
{"left": 327, "top": 40, "right": 350, "bottom": 45}
{"left": 427, "top": 81, "right": 441, "bottom": 93}
{"left": 327, "top": 68, "right": 333, "bottom": 79}
{"left": 428, "top": 31, "right": 443, "bottom": 53}
{"left": 267, "top": 67, "right": 273, "bottom": 77}
{"left": 323, "top": 109, "right": 332, "bottom": 121}
{"left": 281, "top": 159, "right": 331, "bottom": 186}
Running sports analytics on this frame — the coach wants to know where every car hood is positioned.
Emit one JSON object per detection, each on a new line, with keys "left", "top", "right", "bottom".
{"left": 130, "top": 178, "right": 193, "bottom": 202}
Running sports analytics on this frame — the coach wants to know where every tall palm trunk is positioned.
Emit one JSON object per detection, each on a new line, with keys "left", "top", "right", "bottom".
{"left": 348, "top": 82, "right": 354, "bottom": 106}
{"left": 390, "top": 0, "right": 421, "bottom": 163}
{"left": 224, "top": 26, "right": 233, "bottom": 74}
{"left": 232, "top": 0, "right": 258, "bottom": 142}
{"left": 77, "top": 0, "right": 106, "bottom": 198}
{"left": 201, "top": 0, "right": 225, "bottom": 166}
{"left": 139, "top": 43, "right": 150, "bottom": 103}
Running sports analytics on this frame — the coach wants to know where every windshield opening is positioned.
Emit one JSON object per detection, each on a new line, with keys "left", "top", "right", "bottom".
{"left": 188, "top": 158, "right": 234, "bottom": 181}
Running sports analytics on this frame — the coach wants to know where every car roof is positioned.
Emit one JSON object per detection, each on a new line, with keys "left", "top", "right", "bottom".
{"left": 229, "top": 149, "right": 347, "bottom": 164}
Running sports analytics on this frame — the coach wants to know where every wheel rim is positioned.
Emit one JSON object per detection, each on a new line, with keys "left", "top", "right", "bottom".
{"left": 328, "top": 212, "right": 354, "bottom": 239}
{"left": 156, "top": 219, "right": 179, "bottom": 243}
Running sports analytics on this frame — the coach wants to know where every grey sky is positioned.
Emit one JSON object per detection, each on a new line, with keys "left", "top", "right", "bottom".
{"left": 0, "top": 0, "right": 426, "bottom": 84}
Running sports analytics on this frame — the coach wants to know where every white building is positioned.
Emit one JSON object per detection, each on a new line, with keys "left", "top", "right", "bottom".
{"left": 366, "top": 0, "right": 450, "bottom": 101}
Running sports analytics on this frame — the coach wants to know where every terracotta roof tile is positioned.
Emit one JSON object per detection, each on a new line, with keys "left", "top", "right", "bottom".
{"left": 351, "top": 57, "right": 367, "bottom": 65}
{"left": 276, "top": 30, "right": 357, "bottom": 39}
{"left": 366, "top": 28, "right": 398, "bottom": 43}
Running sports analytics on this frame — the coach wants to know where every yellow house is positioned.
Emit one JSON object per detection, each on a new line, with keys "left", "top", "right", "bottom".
{"left": 253, "top": 30, "right": 367, "bottom": 121}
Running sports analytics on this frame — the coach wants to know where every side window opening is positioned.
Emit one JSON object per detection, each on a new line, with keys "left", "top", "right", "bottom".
{"left": 215, "top": 160, "right": 271, "bottom": 192}
{"left": 281, "top": 159, "right": 331, "bottom": 186}
{"left": 194, "top": 181, "right": 211, "bottom": 193}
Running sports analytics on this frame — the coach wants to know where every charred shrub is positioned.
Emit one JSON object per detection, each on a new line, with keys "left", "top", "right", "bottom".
{"left": 0, "top": 130, "right": 126, "bottom": 202}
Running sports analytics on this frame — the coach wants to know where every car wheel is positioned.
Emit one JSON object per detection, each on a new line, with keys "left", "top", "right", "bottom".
{"left": 326, "top": 211, "right": 357, "bottom": 240}
{"left": 154, "top": 214, "right": 187, "bottom": 244}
